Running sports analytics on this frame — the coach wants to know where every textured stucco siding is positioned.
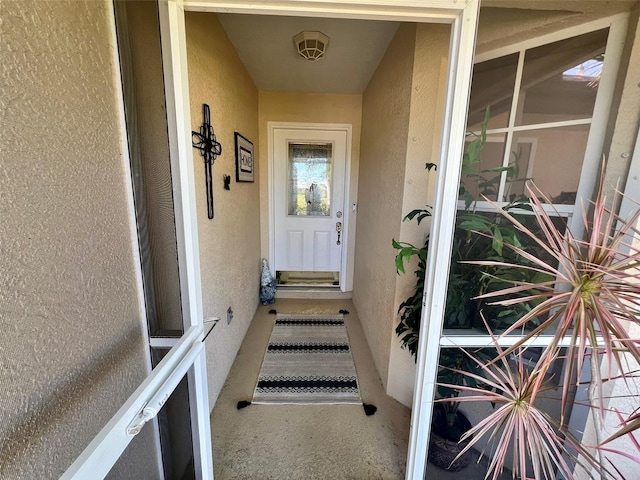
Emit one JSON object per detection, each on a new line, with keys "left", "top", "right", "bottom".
{"left": 353, "top": 23, "right": 417, "bottom": 390}
{"left": 185, "top": 12, "right": 261, "bottom": 408}
{"left": 476, "top": 4, "right": 634, "bottom": 56}
{"left": 386, "top": 23, "right": 451, "bottom": 407}
{"left": 605, "top": 3, "right": 640, "bottom": 190}
{"left": 1, "top": 1, "right": 157, "bottom": 478}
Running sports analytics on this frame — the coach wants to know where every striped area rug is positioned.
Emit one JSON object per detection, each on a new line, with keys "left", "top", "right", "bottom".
{"left": 252, "top": 313, "right": 362, "bottom": 404}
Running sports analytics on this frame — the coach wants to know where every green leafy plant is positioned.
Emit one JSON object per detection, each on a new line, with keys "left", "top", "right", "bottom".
{"left": 392, "top": 110, "right": 553, "bottom": 465}
{"left": 394, "top": 109, "right": 547, "bottom": 359}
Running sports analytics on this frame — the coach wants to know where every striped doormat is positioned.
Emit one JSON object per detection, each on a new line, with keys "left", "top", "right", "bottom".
{"left": 252, "top": 313, "right": 362, "bottom": 404}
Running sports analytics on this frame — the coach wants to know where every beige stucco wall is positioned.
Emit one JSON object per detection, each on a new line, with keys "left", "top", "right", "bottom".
{"left": 605, "top": 3, "right": 640, "bottom": 189}
{"left": 476, "top": 4, "right": 634, "bottom": 56}
{"left": 186, "top": 12, "right": 261, "bottom": 407}
{"left": 387, "top": 23, "right": 451, "bottom": 407}
{"left": 1, "top": 1, "right": 158, "bottom": 478}
{"left": 257, "top": 91, "right": 363, "bottom": 278}
{"left": 353, "top": 23, "right": 417, "bottom": 391}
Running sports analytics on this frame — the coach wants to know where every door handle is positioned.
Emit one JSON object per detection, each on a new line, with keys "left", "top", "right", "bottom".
{"left": 336, "top": 221, "right": 342, "bottom": 245}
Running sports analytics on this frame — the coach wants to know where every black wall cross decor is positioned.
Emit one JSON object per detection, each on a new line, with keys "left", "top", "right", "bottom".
{"left": 192, "top": 104, "right": 222, "bottom": 219}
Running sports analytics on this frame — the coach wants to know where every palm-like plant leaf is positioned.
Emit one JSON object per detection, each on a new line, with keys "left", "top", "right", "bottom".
{"left": 438, "top": 330, "right": 606, "bottom": 479}
{"left": 466, "top": 179, "right": 640, "bottom": 422}
{"left": 596, "top": 408, "right": 640, "bottom": 476}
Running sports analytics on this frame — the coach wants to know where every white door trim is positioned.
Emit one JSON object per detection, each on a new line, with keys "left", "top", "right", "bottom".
{"left": 169, "top": 1, "right": 480, "bottom": 479}
{"left": 268, "top": 122, "right": 354, "bottom": 291}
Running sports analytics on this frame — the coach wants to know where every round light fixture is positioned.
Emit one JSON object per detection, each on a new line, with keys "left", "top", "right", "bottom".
{"left": 293, "top": 31, "right": 330, "bottom": 62}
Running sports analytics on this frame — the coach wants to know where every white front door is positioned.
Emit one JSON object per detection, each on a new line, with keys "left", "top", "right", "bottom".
{"left": 272, "top": 126, "right": 348, "bottom": 274}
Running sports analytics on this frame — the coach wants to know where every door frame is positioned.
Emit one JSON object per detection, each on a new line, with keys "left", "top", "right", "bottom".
{"left": 268, "top": 122, "right": 354, "bottom": 291}
{"left": 157, "top": 1, "right": 214, "bottom": 478}
{"left": 167, "top": 1, "right": 480, "bottom": 478}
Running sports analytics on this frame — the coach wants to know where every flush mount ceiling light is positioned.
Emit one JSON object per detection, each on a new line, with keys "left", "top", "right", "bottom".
{"left": 293, "top": 31, "right": 330, "bottom": 62}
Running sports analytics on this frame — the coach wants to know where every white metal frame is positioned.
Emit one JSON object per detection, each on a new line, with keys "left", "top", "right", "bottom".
{"left": 157, "top": 1, "right": 213, "bottom": 477}
{"left": 61, "top": 325, "right": 207, "bottom": 479}
{"left": 267, "top": 122, "right": 354, "bottom": 292}
{"left": 619, "top": 127, "right": 640, "bottom": 224}
{"left": 108, "top": 2, "right": 165, "bottom": 474}
{"left": 177, "top": 2, "right": 480, "bottom": 479}
{"left": 64, "top": 0, "right": 215, "bottom": 477}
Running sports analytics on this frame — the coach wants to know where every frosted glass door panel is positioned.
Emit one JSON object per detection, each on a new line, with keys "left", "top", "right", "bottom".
{"left": 288, "top": 143, "right": 333, "bottom": 217}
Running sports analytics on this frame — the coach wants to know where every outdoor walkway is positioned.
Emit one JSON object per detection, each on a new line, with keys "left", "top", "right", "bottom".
{"left": 209, "top": 298, "right": 508, "bottom": 479}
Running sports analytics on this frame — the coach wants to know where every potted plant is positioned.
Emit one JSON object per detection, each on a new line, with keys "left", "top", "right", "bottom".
{"left": 427, "top": 347, "right": 498, "bottom": 471}
{"left": 439, "top": 172, "right": 640, "bottom": 479}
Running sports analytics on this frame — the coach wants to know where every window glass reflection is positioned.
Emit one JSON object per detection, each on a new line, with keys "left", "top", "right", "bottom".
{"left": 287, "top": 143, "right": 332, "bottom": 216}
{"left": 460, "top": 134, "right": 507, "bottom": 203}
{"left": 467, "top": 53, "right": 518, "bottom": 130}
{"left": 511, "top": 124, "right": 589, "bottom": 203}
{"left": 517, "top": 29, "right": 608, "bottom": 126}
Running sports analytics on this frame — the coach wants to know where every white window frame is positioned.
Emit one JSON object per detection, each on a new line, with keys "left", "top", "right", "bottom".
{"left": 469, "top": 14, "right": 629, "bottom": 238}
{"left": 619, "top": 127, "right": 640, "bottom": 226}
{"left": 461, "top": 134, "right": 539, "bottom": 206}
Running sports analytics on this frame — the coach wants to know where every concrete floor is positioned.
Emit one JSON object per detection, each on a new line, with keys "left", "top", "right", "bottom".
{"left": 210, "top": 299, "right": 509, "bottom": 479}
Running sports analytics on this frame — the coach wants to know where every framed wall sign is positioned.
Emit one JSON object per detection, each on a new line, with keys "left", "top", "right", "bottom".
{"left": 234, "top": 132, "right": 254, "bottom": 182}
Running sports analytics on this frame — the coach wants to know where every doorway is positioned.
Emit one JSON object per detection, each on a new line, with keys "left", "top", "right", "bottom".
{"left": 163, "top": 2, "right": 480, "bottom": 480}
{"left": 270, "top": 123, "right": 352, "bottom": 291}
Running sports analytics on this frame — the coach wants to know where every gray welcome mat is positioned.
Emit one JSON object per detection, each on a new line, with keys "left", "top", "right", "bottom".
{"left": 252, "top": 313, "right": 362, "bottom": 405}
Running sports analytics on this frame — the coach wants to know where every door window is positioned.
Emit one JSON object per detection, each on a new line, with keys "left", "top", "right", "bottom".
{"left": 287, "top": 143, "right": 333, "bottom": 216}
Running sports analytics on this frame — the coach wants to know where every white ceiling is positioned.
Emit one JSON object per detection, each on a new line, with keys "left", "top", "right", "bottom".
{"left": 217, "top": 14, "right": 400, "bottom": 94}
{"left": 217, "top": 1, "right": 638, "bottom": 95}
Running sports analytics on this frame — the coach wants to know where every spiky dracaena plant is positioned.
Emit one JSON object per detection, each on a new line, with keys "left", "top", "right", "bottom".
{"left": 439, "top": 333, "right": 605, "bottom": 480}
{"left": 443, "top": 171, "right": 640, "bottom": 478}
{"left": 472, "top": 178, "right": 640, "bottom": 422}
